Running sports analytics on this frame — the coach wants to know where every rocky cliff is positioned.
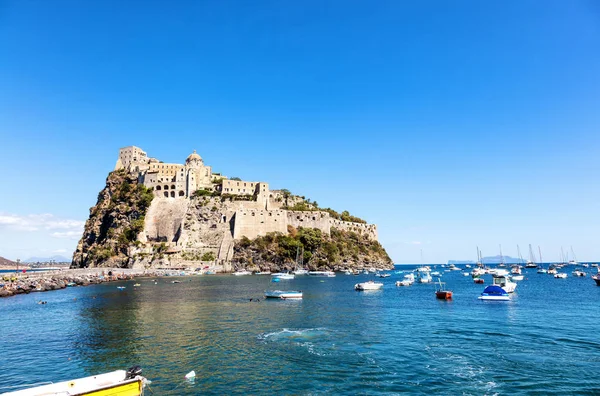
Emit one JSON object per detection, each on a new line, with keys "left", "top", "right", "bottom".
{"left": 73, "top": 169, "right": 393, "bottom": 271}
{"left": 71, "top": 169, "right": 154, "bottom": 268}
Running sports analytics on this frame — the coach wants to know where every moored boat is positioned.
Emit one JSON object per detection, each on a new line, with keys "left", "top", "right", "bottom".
{"left": 264, "top": 290, "right": 303, "bottom": 299}
{"left": 478, "top": 285, "right": 510, "bottom": 301}
{"left": 435, "top": 279, "right": 452, "bottom": 300}
{"left": 492, "top": 270, "right": 517, "bottom": 293}
{"left": 592, "top": 274, "right": 600, "bottom": 286}
{"left": 474, "top": 278, "right": 485, "bottom": 284}
{"left": 233, "top": 270, "right": 252, "bottom": 276}
{"left": 2, "top": 367, "right": 147, "bottom": 396}
{"left": 271, "top": 272, "right": 295, "bottom": 280}
{"left": 307, "top": 271, "right": 335, "bottom": 277}
{"left": 396, "top": 273, "right": 415, "bottom": 286}
{"left": 355, "top": 281, "right": 383, "bottom": 291}
{"left": 554, "top": 273, "right": 567, "bottom": 279}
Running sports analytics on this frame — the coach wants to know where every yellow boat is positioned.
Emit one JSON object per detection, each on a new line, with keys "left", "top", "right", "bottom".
{"left": 2, "top": 367, "right": 147, "bottom": 396}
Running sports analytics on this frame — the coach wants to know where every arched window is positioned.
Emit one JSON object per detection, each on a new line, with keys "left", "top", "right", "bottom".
{"left": 164, "top": 185, "right": 169, "bottom": 190}
{"left": 156, "top": 185, "right": 161, "bottom": 190}
{"left": 170, "top": 191, "right": 175, "bottom": 198}
{"left": 171, "top": 185, "right": 176, "bottom": 190}
{"left": 164, "top": 192, "right": 168, "bottom": 198}
{"left": 179, "top": 191, "right": 185, "bottom": 197}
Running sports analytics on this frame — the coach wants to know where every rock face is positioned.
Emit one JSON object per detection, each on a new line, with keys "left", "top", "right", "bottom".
{"left": 71, "top": 169, "right": 154, "bottom": 268}
{"left": 73, "top": 168, "right": 393, "bottom": 271}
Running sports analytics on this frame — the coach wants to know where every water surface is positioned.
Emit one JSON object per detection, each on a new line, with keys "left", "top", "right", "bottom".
{"left": 1, "top": 267, "right": 599, "bottom": 395}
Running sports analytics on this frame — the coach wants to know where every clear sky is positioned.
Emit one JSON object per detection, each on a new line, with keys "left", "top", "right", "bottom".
{"left": 0, "top": 1, "right": 599, "bottom": 263}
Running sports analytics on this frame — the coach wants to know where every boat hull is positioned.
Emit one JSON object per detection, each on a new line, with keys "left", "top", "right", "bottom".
{"left": 264, "top": 290, "right": 303, "bottom": 299}
{"left": 592, "top": 275, "right": 600, "bottom": 286}
{"left": 355, "top": 282, "right": 383, "bottom": 291}
{"left": 478, "top": 295, "right": 510, "bottom": 301}
{"left": 435, "top": 291, "right": 452, "bottom": 300}
{"left": 3, "top": 370, "right": 144, "bottom": 396}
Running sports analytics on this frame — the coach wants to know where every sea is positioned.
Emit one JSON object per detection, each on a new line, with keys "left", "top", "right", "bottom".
{"left": 1, "top": 265, "right": 599, "bottom": 395}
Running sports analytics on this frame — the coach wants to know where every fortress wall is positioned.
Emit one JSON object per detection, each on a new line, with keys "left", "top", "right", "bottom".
{"left": 143, "top": 198, "right": 189, "bottom": 243}
{"left": 286, "top": 211, "right": 331, "bottom": 235}
{"left": 232, "top": 209, "right": 288, "bottom": 240}
{"left": 329, "top": 219, "right": 378, "bottom": 240}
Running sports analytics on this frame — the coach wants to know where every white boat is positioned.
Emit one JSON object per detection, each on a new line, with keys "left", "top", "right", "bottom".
{"left": 293, "top": 247, "right": 308, "bottom": 275}
{"left": 572, "top": 270, "right": 587, "bottom": 277}
{"left": 492, "top": 271, "right": 517, "bottom": 293}
{"left": 3, "top": 367, "right": 147, "bottom": 396}
{"left": 293, "top": 269, "right": 308, "bottom": 275}
{"left": 418, "top": 271, "right": 432, "bottom": 283}
{"left": 465, "top": 264, "right": 472, "bottom": 268}
{"left": 462, "top": 272, "right": 470, "bottom": 277}
{"left": 375, "top": 273, "right": 390, "bottom": 278}
{"left": 264, "top": 290, "right": 303, "bottom": 299}
{"left": 431, "top": 271, "right": 441, "bottom": 277}
{"left": 478, "top": 285, "right": 510, "bottom": 301}
{"left": 554, "top": 273, "right": 567, "bottom": 279}
{"left": 308, "top": 271, "right": 335, "bottom": 277}
{"left": 448, "top": 264, "right": 461, "bottom": 271}
{"left": 355, "top": 281, "right": 383, "bottom": 291}
{"left": 344, "top": 270, "right": 352, "bottom": 275}
{"left": 511, "top": 275, "right": 524, "bottom": 281}
{"left": 537, "top": 268, "right": 547, "bottom": 274}
{"left": 233, "top": 270, "right": 252, "bottom": 276}
{"left": 256, "top": 271, "right": 272, "bottom": 275}
{"left": 271, "top": 272, "right": 294, "bottom": 280}
{"left": 396, "top": 273, "right": 415, "bottom": 286}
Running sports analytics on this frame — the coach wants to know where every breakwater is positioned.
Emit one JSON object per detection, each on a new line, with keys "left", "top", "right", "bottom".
{"left": 0, "top": 268, "right": 153, "bottom": 298}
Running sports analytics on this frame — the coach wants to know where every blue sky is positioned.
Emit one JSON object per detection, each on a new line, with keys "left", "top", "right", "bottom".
{"left": 0, "top": 1, "right": 599, "bottom": 263}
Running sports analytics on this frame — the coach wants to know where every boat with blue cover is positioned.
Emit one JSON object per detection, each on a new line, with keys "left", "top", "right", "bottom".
{"left": 478, "top": 285, "right": 510, "bottom": 301}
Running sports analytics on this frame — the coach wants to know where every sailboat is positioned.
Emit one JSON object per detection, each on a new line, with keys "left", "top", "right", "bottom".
{"left": 568, "top": 246, "right": 578, "bottom": 265}
{"left": 526, "top": 244, "right": 538, "bottom": 268}
{"left": 498, "top": 245, "right": 506, "bottom": 268}
{"left": 537, "top": 246, "right": 547, "bottom": 274}
{"left": 511, "top": 245, "right": 524, "bottom": 281}
{"left": 293, "top": 246, "right": 308, "bottom": 275}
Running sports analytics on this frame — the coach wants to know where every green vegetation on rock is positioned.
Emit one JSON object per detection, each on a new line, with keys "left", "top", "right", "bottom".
{"left": 233, "top": 226, "right": 391, "bottom": 270}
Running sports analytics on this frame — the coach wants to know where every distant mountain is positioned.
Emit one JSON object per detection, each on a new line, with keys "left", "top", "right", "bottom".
{"left": 24, "top": 255, "right": 71, "bottom": 263}
{"left": 0, "top": 256, "right": 17, "bottom": 267}
{"left": 446, "top": 260, "right": 476, "bottom": 265}
{"left": 482, "top": 255, "right": 524, "bottom": 264}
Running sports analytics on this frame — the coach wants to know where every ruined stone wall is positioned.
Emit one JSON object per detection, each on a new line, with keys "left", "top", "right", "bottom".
{"left": 329, "top": 219, "right": 378, "bottom": 240}
{"left": 286, "top": 211, "right": 331, "bottom": 234}
{"left": 232, "top": 208, "right": 288, "bottom": 239}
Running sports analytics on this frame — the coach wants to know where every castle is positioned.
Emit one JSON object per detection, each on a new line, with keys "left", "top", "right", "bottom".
{"left": 114, "top": 146, "right": 378, "bottom": 267}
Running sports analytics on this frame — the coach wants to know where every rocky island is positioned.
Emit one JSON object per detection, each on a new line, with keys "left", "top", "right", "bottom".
{"left": 72, "top": 146, "right": 392, "bottom": 272}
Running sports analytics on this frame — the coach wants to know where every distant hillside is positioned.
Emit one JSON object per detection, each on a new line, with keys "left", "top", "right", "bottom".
{"left": 24, "top": 255, "right": 71, "bottom": 263}
{"left": 0, "top": 256, "right": 16, "bottom": 267}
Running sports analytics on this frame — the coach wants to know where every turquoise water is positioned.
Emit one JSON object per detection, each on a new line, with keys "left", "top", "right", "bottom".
{"left": 1, "top": 266, "right": 600, "bottom": 395}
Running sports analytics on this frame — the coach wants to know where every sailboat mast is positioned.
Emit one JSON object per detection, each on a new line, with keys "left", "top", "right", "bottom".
{"left": 538, "top": 246, "right": 543, "bottom": 266}
{"left": 499, "top": 244, "right": 504, "bottom": 265}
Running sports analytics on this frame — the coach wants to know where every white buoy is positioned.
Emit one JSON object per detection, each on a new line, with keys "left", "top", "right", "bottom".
{"left": 184, "top": 370, "right": 196, "bottom": 380}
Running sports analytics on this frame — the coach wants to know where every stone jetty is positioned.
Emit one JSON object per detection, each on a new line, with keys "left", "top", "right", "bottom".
{"left": 0, "top": 268, "right": 156, "bottom": 298}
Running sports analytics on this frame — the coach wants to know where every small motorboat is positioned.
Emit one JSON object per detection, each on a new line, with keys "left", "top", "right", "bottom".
{"left": 572, "top": 270, "right": 587, "bottom": 277}
{"left": 435, "top": 279, "right": 452, "bottom": 300}
{"left": 396, "top": 273, "right": 415, "bottom": 286}
{"left": 133, "top": 283, "right": 141, "bottom": 287}
{"left": 537, "top": 268, "right": 547, "bottom": 274}
{"left": 255, "top": 271, "right": 272, "bottom": 275}
{"left": 474, "top": 278, "right": 485, "bottom": 284}
{"left": 355, "top": 281, "right": 384, "bottom": 291}
{"left": 171, "top": 280, "right": 181, "bottom": 284}
{"left": 3, "top": 367, "right": 147, "bottom": 396}
{"left": 271, "top": 272, "right": 294, "bottom": 280}
{"left": 66, "top": 282, "right": 77, "bottom": 287}
{"left": 478, "top": 285, "right": 510, "bottom": 301}
{"left": 116, "top": 286, "right": 126, "bottom": 290}
{"left": 554, "top": 273, "right": 567, "bottom": 279}
{"left": 264, "top": 290, "right": 303, "bottom": 299}
{"left": 511, "top": 275, "right": 524, "bottom": 281}
{"left": 592, "top": 274, "right": 600, "bottom": 286}
{"left": 233, "top": 270, "right": 252, "bottom": 276}
{"left": 375, "top": 273, "right": 390, "bottom": 278}
{"left": 293, "top": 269, "right": 309, "bottom": 275}
{"left": 307, "top": 271, "right": 335, "bottom": 277}
{"left": 462, "top": 272, "right": 470, "bottom": 277}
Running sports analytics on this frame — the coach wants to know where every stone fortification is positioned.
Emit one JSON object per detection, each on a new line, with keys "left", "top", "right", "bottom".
{"left": 73, "top": 146, "right": 386, "bottom": 270}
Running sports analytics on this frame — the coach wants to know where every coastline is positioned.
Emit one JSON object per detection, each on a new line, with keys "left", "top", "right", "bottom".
{"left": 0, "top": 268, "right": 156, "bottom": 298}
